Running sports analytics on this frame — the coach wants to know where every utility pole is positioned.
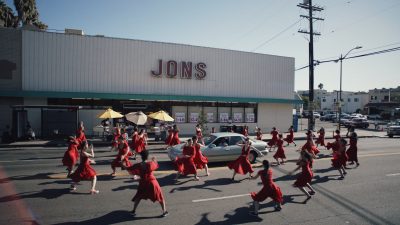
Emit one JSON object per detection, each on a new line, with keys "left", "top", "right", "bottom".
{"left": 297, "top": 0, "right": 324, "bottom": 131}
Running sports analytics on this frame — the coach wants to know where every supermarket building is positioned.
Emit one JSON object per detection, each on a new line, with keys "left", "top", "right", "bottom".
{"left": 0, "top": 27, "right": 300, "bottom": 138}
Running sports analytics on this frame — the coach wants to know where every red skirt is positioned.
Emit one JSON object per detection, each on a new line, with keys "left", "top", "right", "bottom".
{"left": 194, "top": 153, "right": 209, "bottom": 169}
{"left": 346, "top": 146, "right": 358, "bottom": 162}
{"left": 62, "top": 150, "right": 78, "bottom": 169}
{"left": 293, "top": 170, "right": 313, "bottom": 187}
{"left": 71, "top": 163, "right": 96, "bottom": 182}
{"left": 327, "top": 142, "right": 339, "bottom": 152}
{"left": 228, "top": 155, "right": 254, "bottom": 175}
{"left": 251, "top": 183, "right": 283, "bottom": 203}
{"left": 284, "top": 134, "right": 294, "bottom": 144}
{"left": 111, "top": 156, "right": 132, "bottom": 169}
{"left": 175, "top": 157, "right": 197, "bottom": 175}
{"left": 315, "top": 136, "right": 325, "bottom": 146}
{"left": 331, "top": 154, "right": 348, "bottom": 168}
{"left": 132, "top": 178, "right": 164, "bottom": 203}
{"left": 273, "top": 147, "right": 286, "bottom": 159}
{"left": 268, "top": 138, "right": 278, "bottom": 147}
{"left": 171, "top": 136, "right": 181, "bottom": 146}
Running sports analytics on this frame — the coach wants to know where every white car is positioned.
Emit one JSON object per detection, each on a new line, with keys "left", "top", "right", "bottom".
{"left": 167, "top": 132, "right": 269, "bottom": 163}
{"left": 387, "top": 120, "right": 400, "bottom": 138}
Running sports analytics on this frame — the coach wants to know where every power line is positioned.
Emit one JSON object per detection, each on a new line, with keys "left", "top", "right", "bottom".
{"left": 295, "top": 45, "right": 400, "bottom": 71}
{"left": 251, "top": 18, "right": 303, "bottom": 52}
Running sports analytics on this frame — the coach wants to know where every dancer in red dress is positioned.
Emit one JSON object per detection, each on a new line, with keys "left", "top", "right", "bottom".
{"left": 192, "top": 136, "right": 210, "bottom": 176}
{"left": 289, "top": 151, "right": 316, "bottom": 200}
{"left": 111, "top": 127, "right": 121, "bottom": 152}
{"left": 301, "top": 130, "right": 320, "bottom": 156}
{"left": 242, "top": 125, "right": 249, "bottom": 137}
{"left": 70, "top": 141, "right": 99, "bottom": 194}
{"left": 111, "top": 136, "right": 132, "bottom": 176}
{"left": 62, "top": 136, "right": 80, "bottom": 177}
{"left": 76, "top": 121, "right": 87, "bottom": 146}
{"left": 174, "top": 139, "right": 199, "bottom": 180}
{"left": 130, "top": 127, "right": 139, "bottom": 158}
{"left": 125, "top": 151, "right": 168, "bottom": 217}
{"left": 249, "top": 160, "right": 283, "bottom": 216}
{"left": 267, "top": 127, "right": 279, "bottom": 150}
{"left": 134, "top": 129, "right": 147, "bottom": 154}
{"left": 315, "top": 127, "right": 326, "bottom": 149}
{"left": 273, "top": 134, "right": 286, "bottom": 165}
{"left": 165, "top": 126, "right": 174, "bottom": 147}
{"left": 331, "top": 138, "right": 348, "bottom": 179}
{"left": 327, "top": 129, "right": 341, "bottom": 152}
{"left": 170, "top": 125, "right": 181, "bottom": 146}
{"left": 228, "top": 138, "right": 254, "bottom": 180}
{"left": 255, "top": 127, "right": 262, "bottom": 140}
{"left": 283, "top": 126, "right": 297, "bottom": 147}
{"left": 346, "top": 130, "right": 359, "bottom": 166}
{"left": 195, "top": 124, "right": 205, "bottom": 145}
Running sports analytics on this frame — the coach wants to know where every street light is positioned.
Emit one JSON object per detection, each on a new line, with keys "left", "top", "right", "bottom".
{"left": 335, "top": 46, "right": 362, "bottom": 131}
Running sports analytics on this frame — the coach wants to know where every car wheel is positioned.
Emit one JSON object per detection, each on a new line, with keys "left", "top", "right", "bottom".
{"left": 248, "top": 151, "right": 257, "bottom": 164}
{"left": 388, "top": 134, "right": 393, "bottom": 138}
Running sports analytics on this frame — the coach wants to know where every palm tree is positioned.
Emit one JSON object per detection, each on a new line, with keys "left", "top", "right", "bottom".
{"left": 0, "top": 1, "right": 18, "bottom": 27}
{"left": 318, "top": 83, "right": 324, "bottom": 90}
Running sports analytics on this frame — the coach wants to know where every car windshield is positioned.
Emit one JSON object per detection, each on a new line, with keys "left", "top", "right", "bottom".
{"left": 204, "top": 135, "right": 217, "bottom": 145}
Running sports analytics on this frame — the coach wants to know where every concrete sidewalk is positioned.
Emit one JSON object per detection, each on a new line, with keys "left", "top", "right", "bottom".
{"left": 0, "top": 127, "right": 388, "bottom": 148}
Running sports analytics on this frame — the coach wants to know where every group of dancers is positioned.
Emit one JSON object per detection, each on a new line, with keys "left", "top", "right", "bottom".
{"left": 61, "top": 122, "right": 359, "bottom": 217}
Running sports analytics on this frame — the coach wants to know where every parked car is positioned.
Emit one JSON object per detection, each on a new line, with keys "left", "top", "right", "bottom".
{"left": 320, "top": 114, "right": 336, "bottom": 121}
{"left": 367, "top": 114, "right": 382, "bottom": 120}
{"left": 167, "top": 132, "right": 268, "bottom": 163}
{"left": 387, "top": 120, "right": 400, "bottom": 138}
{"left": 313, "top": 112, "right": 321, "bottom": 119}
{"left": 347, "top": 118, "right": 369, "bottom": 129}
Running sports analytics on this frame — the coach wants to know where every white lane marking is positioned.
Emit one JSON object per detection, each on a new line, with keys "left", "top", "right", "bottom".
{"left": 192, "top": 194, "right": 250, "bottom": 203}
{"left": 386, "top": 173, "right": 400, "bottom": 177}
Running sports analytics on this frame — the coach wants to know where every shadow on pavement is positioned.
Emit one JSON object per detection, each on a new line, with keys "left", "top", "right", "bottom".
{"left": 52, "top": 210, "right": 161, "bottom": 225}
{"left": 194, "top": 207, "right": 263, "bottom": 225}
{"left": 169, "top": 177, "right": 235, "bottom": 194}
{"left": 0, "top": 188, "right": 71, "bottom": 202}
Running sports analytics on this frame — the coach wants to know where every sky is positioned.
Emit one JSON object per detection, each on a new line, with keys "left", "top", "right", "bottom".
{"left": 4, "top": 0, "right": 400, "bottom": 92}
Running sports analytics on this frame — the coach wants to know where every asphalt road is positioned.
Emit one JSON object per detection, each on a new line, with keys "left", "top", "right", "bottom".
{"left": 0, "top": 137, "right": 399, "bottom": 225}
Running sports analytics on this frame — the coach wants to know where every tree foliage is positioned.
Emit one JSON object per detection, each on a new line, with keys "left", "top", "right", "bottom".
{"left": 0, "top": 0, "right": 47, "bottom": 29}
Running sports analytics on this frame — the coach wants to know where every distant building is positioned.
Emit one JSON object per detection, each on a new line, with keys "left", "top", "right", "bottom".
{"left": 365, "top": 87, "right": 400, "bottom": 119}
{"left": 368, "top": 86, "right": 400, "bottom": 103}
{"left": 320, "top": 91, "right": 368, "bottom": 114}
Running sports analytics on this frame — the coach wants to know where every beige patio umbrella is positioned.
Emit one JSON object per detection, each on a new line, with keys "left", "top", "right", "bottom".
{"left": 148, "top": 110, "right": 174, "bottom": 122}
{"left": 97, "top": 108, "right": 124, "bottom": 119}
{"left": 125, "top": 111, "right": 148, "bottom": 125}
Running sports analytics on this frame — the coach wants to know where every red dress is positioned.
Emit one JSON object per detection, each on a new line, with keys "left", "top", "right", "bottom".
{"left": 193, "top": 143, "right": 208, "bottom": 169}
{"left": 76, "top": 127, "right": 87, "bottom": 145}
{"left": 293, "top": 160, "right": 313, "bottom": 187}
{"left": 327, "top": 134, "right": 341, "bottom": 152}
{"left": 315, "top": 130, "right": 325, "bottom": 146}
{"left": 268, "top": 130, "right": 279, "bottom": 147}
{"left": 228, "top": 146, "right": 254, "bottom": 175}
{"left": 301, "top": 141, "right": 320, "bottom": 155}
{"left": 112, "top": 129, "right": 121, "bottom": 148}
{"left": 251, "top": 169, "right": 283, "bottom": 203}
{"left": 284, "top": 128, "right": 294, "bottom": 144}
{"left": 196, "top": 128, "right": 203, "bottom": 139}
{"left": 130, "top": 132, "right": 138, "bottom": 150}
{"left": 346, "top": 137, "right": 358, "bottom": 162}
{"left": 71, "top": 153, "right": 96, "bottom": 182}
{"left": 170, "top": 130, "right": 181, "bottom": 146}
{"left": 135, "top": 136, "right": 146, "bottom": 153}
{"left": 273, "top": 139, "right": 286, "bottom": 159}
{"left": 62, "top": 140, "right": 79, "bottom": 170}
{"left": 111, "top": 141, "right": 132, "bottom": 169}
{"left": 165, "top": 129, "right": 173, "bottom": 145}
{"left": 175, "top": 146, "right": 197, "bottom": 175}
{"left": 331, "top": 151, "right": 348, "bottom": 168}
{"left": 128, "top": 161, "right": 165, "bottom": 203}
{"left": 242, "top": 128, "right": 249, "bottom": 137}
{"left": 256, "top": 131, "right": 262, "bottom": 140}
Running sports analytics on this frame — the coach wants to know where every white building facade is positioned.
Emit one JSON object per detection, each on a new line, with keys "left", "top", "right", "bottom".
{"left": 320, "top": 91, "right": 369, "bottom": 114}
{"left": 0, "top": 28, "right": 299, "bottom": 138}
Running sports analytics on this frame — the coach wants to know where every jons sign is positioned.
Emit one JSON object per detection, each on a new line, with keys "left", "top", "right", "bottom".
{"left": 151, "top": 59, "right": 207, "bottom": 80}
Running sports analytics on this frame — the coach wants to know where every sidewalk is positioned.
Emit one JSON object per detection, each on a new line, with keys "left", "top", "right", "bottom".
{"left": 0, "top": 127, "right": 388, "bottom": 148}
